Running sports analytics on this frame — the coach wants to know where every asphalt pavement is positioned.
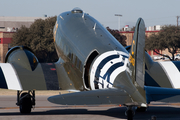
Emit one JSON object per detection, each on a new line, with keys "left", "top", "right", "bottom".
{"left": 0, "top": 96, "right": 180, "bottom": 120}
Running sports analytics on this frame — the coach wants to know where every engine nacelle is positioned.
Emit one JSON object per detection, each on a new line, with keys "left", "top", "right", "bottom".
{"left": 5, "top": 46, "right": 38, "bottom": 71}
{"left": 89, "top": 50, "right": 129, "bottom": 90}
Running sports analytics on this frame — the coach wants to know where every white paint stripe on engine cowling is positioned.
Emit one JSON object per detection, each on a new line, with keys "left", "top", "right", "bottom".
{"left": 100, "top": 57, "right": 122, "bottom": 76}
{"left": 158, "top": 61, "right": 180, "bottom": 89}
{"left": 90, "top": 50, "right": 129, "bottom": 90}
{"left": 0, "top": 63, "right": 22, "bottom": 90}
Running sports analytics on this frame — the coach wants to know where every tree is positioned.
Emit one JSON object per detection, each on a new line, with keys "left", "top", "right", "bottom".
{"left": 11, "top": 16, "right": 58, "bottom": 62}
{"left": 131, "top": 26, "right": 135, "bottom": 31}
{"left": 145, "top": 25, "right": 180, "bottom": 61}
{"left": 106, "top": 27, "right": 127, "bottom": 46}
{"left": 11, "top": 25, "right": 31, "bottom": 47}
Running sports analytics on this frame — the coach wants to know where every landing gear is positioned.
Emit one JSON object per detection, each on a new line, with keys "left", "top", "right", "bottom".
{"left": 136, "top": 106, "right": 147, "bottom": 112}
{"left": 125, "top": 106, "right": 134, "bottom": 120}
{"left": 16, "top": 90, "right": 35, "bottom": 114}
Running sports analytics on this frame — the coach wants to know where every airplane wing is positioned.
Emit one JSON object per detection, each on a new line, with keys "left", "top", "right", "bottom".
{"left": 48, "top": 88, "right": 132, "bottom": 105}
{"left": 145, "top": 86, "right": 180, "bottom": 103}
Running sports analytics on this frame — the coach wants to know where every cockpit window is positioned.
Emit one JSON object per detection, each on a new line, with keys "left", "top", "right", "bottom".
{"left": 71, "top": 7, "right": 83, "bottom": 13}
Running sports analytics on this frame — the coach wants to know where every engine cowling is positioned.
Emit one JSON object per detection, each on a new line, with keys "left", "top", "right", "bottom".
{"left": 5, "top": 46, "right": 38, "bottom": 71}
{"left": 89, "top": 50, "right": 129, "bottom": 90}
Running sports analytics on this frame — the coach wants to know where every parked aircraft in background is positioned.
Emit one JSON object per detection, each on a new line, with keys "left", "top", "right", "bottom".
{"left": 1, "top": 8, "right": 180, "bottom": 120}
{"left": 175, "top": 54, "right": 180, "bottom": 60}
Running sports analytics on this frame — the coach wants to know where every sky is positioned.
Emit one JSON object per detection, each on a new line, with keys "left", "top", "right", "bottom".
{"left": 1, "top": 0, "right": 180, "bottom": 30}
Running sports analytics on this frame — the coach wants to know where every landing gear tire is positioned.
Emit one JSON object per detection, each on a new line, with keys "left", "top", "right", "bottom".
{"left": 16, "top": 90, "right": 35, "bottom": 114}
{"left": 126, "top": 109, "right": 134, "bottom": 120}
{"left": 125, "top": 106, "right": 134, "bottom": 120}
{"left": 136, "top": 107, "right": 147, "bottom": 112}
{"left": 19, "top": 93, "right": 32, "bottom": 114}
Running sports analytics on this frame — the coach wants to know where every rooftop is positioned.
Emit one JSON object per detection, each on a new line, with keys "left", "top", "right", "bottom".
{"left": 0, "top": 16, "right": 47, "bottom": 22}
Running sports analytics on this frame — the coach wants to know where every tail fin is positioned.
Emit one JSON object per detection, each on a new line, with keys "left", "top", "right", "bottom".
{"left": 124, "top": 18, "right": 147, "bottom": 106}
{"left": 113, "top": 18, "right": 146, "bottom": 106}
{"left": 128, "top": 18, "right": 145, "bottom": 88}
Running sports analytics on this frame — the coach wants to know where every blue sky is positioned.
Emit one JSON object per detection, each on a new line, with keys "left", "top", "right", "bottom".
{"left": 1, "top": 0, "right": 180, "bottom": 29}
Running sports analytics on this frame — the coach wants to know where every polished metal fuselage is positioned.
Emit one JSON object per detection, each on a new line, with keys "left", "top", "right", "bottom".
{"left": 54, "top": 10, "right": 128, "bottom": 91}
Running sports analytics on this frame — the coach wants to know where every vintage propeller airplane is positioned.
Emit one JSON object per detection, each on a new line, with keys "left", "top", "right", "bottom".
{"left": 1, "top": 8, "right": 180, "bottom": 120}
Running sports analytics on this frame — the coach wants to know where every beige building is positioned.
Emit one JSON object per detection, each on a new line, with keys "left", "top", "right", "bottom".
{"left": 0, "top": 16, "right": 47, "bottom": 32}
{"left": 0, "top": 32, "right": 14, "bottom": 63}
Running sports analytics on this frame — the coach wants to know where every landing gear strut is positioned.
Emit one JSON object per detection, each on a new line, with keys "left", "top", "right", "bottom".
{"left": 125, "top": 106, "right": 134, "bottom": 120}
{"left": 16, "top": 90, "right": 35, "bottom": 113}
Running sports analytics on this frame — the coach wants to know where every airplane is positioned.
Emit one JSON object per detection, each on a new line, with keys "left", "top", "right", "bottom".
{"left": 1, "top": 7, "right": 180, "bottom": 120}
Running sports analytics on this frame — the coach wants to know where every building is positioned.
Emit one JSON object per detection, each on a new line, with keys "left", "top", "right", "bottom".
{"left": 147, "top": 25, "right": 161, "bottom": 31}
{"left": 120, "top": 30, "right": 160, "bottom": 45}
{"left": 0, "top": 32, "right": 14, "bottom": 63}
{"left": 0, "top": 16, "right": 47, "bottom": 32}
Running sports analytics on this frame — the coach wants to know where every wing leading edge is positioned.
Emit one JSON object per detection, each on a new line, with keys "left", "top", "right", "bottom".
{"left": 48, "top": 88, "right": 132, "bottom": 105}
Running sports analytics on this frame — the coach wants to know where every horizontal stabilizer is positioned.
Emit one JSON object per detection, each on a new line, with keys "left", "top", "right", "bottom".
{"left": 145, "top": 86, "right": 180, "bottom": 103}
{"left": 48, "top": 88, "right": 132, "bottom": 105}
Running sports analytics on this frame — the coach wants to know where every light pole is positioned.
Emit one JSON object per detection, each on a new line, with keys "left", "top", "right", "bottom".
{"left": 115, "top": 14, "right": 122, "bottom": 31}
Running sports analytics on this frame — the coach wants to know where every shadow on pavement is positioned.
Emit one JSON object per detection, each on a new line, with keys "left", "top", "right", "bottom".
{"left": 0, "top": 106, "right": 180, "bottom": 120}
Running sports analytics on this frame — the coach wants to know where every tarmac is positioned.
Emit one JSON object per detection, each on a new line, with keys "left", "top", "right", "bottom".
{"left": 0, "top": 95, "right": 180, "bottom": 120}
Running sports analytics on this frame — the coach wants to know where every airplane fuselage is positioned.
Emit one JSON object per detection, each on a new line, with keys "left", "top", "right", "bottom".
{"left": 53, "top": 8, "right": 129, "bottom": 91}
